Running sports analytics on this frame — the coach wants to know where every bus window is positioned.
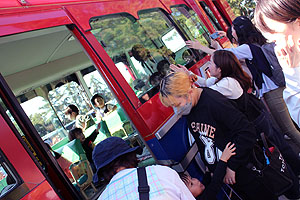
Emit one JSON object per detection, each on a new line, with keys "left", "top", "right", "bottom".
{"left": 138, "top": 9, "right": 195, "bottom": 66}
{"left": 199, "top": 1, "right": 223, "bottom": 31}
{"left": 48, "top": 81, "right": 91, "bottom": 127}
{"left": 171, "top": 5, "right": 211, "bottom": 56}
{"left": 2, "top": 99, "right": 45, "bottom": 169}
{"left": 82, "top": 68, "right": 117, "bottom": 105}
{"left": 82, "top": 66, "right": 136, "bottom": 142}
{"left": 21, "top": 96, "right": 68, "bottom": 147}
{"left": 0, "top": 151, "right": 19, "bottom": 197}
{"left": 89, "top": 9, "right": 196, "bottom": 103}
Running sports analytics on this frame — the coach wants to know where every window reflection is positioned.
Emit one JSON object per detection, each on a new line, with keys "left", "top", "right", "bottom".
{"left": 90, "top": 9, "right": 196, "bottom": 104}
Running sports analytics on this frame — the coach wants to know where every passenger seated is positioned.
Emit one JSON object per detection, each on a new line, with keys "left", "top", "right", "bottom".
{"left": 157, "top": 60, "right": 170, "bottom": 76}
{"left": 131, "top": 44, "right": 175, "bottom": 74}
{"left": 91, "top": 94, "right": 117, "bottom": 121}
{"left": 64, "top": 104, "right": 94, "bottom": 130}
{"left": 68, "top": 124, "right": 101, "bottom": 173}
{"left": 180, "top": 142, "right": 236, "bottom": 200}
{"left": 149, "top": 72, "right": 162, "bottom": 87}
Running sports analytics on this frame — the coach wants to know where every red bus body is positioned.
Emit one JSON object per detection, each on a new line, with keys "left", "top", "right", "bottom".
{"left": 0, "top": 0, "right": 234, "bottom": 199}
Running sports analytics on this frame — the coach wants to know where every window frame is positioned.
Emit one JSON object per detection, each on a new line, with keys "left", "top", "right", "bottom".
{"left": 0, "top": 148, "right": 28, "bottom": 200}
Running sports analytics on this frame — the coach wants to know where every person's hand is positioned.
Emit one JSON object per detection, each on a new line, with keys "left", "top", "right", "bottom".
{"left": 211, "top": 39, "right": 222, "bottom": 50}
{"left": 220, "top": 142, "right": 236, "bottom": 162}
{"left": 170, "top": 64, "right": 198, "bottom": 83}
{"left": 170, "top": 64, "right": 189, "bottom": 74}
{"left": 224, "top": 167, "right": 236, "bottom": 185}
{"left": 186, "top": 40, "right": 204, "bottom": 50}
{"left": 215, "top": 31, "right": 226, "bottom": 37}
{"left": 274, "top": 35, "right": 300, "bottom": 69}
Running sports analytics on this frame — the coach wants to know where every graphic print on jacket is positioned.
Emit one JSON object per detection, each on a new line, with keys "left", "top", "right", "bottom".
{"left": 191, "top": 122, "right": 221, "bottom": 165}
{"left": 186, "top": 88, "right": 256, "bottom": 172}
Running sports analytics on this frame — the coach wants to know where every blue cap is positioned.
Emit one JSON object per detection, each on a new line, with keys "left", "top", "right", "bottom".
{"left": 92, "top": 137, "right": 142, "bottom": 182}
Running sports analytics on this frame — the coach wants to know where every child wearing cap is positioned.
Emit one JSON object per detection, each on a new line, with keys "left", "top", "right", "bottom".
{"left": 180, "top": 142, "right": 236, "bottom": 200}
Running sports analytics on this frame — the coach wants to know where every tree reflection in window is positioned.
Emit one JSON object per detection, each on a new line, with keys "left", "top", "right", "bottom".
{"left": 90, "top": 9, "right": 195, "bottom": 103}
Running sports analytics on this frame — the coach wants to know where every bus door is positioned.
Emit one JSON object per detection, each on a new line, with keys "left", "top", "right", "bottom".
{"left": 0, "top": 8, "right": 86, "bottom": 199}
{"left": 65, "top": 0, "right": 210, "bottom": 179}
{"left": 0, "top": 76, "right": 64, "bottom": 200}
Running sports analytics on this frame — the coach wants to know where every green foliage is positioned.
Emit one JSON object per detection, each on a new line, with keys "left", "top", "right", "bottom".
{"left": 227, "top": 0, "right": 256, "bottom": 19}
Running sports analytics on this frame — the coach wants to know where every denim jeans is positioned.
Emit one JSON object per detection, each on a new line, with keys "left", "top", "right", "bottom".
{"left": 263, "top": 86, "right": 300, "bottom": 147}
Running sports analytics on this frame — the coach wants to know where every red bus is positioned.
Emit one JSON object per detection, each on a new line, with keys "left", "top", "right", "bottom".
{"left": 0, "top": 0, "right": 234, "bottom": 199}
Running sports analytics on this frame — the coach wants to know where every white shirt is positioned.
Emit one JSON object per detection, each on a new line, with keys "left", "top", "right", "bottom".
{"left": 96, "top": 104, "right": 115, "bottom": 119}
{"left": 282, "top": 66, "right": 300, "bottom": 127}
{"left": 98, "top": 165, "right": 195, "bottom": 200}
{"left": 75, "top": 114, "right": 89, "bottom": 129}
{"left": 195, "top": 76, "right": 243, "bottom": 99}
{"left": 225, "top": 44, "right": 278, "bottom": 97}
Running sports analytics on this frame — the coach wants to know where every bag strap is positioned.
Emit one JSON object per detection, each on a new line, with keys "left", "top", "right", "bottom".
{"left": 260, "top": 132, "right": 271, "bottom": 155}
{"left": 222, "top": 183, "right": 243, "bottom": 200}
{"left": 157, "top": 142, "right": 203, "bottom": 173}
{"left": 137, "top": 167, "right": 150, "bottom": 200}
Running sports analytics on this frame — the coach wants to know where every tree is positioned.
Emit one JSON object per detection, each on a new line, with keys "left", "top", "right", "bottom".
{"left": 227, "top": 0, "right": 256, "bottom": 19}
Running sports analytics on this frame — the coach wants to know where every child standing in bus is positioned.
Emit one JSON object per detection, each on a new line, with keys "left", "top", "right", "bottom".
{"left": 91, "top": 94, "right": 117, "bottom": 121}
{"left": 180, "top": 142, "right": 236, "bottom": 200}
{"left": 68, "top": 123, "right": 101, "bottom": 172}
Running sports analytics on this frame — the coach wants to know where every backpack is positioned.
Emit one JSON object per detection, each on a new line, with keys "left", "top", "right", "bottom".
{"left": 261, "top": 42, "right": 285, "bottom": 87}
{"left": 246, "top": 43, "right": 285, "bottom": 89}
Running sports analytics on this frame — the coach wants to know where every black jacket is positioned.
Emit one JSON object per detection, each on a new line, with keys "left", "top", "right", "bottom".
{"left": 186, "top": 88, "right": 256, "bottom": 172}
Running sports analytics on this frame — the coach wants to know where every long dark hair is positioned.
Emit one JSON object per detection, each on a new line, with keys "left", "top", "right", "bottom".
{"left": 255, "top": 0, "right": 300, "bottom": 33}
{"left": 232, "top": 16, "right": 267, "bottom": 45}
{"left": 213, "top": 50, "right": 252, "bottom": 91}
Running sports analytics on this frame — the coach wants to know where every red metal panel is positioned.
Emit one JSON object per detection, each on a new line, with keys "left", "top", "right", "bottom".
{"left": 0, "top": 115, "right": 45, "bottom": 190}
{"left": 0, "top": 1, "right": 20, "bottom": 8}
{"left": 203, "top": 0, "right": 228, "bottom": 30}
{"left": 136, "top": 94, "right": 173, "bottom": 140}
{"left": 0, "top": 9, "right": 72, "bottom": 36}
{"left": 65, "top": 0, "right": 176, "bottom": 32}
{"left": 213, "top": 0, "right": 235, "bottom": 22}
{"left": 21, "top": 180, "right": 60, "bottom": 200}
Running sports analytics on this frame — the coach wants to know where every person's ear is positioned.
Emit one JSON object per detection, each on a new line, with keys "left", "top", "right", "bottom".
{"left": 296, "top": 18, "right": 300, "bottom": 26}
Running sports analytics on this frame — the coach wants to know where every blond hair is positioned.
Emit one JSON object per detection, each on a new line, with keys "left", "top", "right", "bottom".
{"left": 159, "top": 71, "right": 191, "bottom": 107}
